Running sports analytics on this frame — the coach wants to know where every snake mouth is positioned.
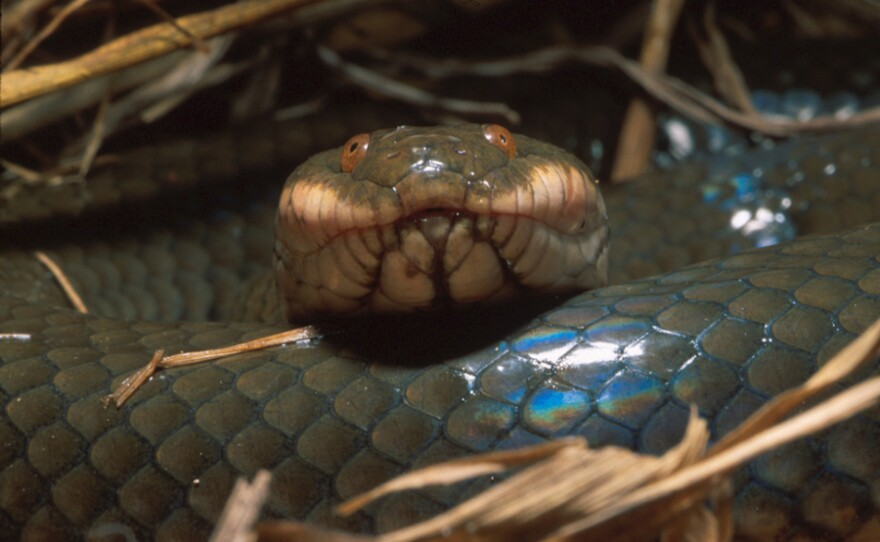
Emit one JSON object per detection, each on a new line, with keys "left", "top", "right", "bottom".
{"left": 409, "top": 207, "right": 459, "bottom": 219}
{"left": 275, "top": 129, "right": 610, "bottom": 319}
{"left": 277, "top": 203, "right": 607, "bottom": 318}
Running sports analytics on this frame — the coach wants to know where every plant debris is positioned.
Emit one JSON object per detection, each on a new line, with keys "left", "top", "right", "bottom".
{"left": 214, "top": 317, "right": 880, "bottom": 542}
{"left": 34, "top": 250, "right": 89, "bottom": 314}
{"left": 610, "top": 0, "right": 685, "bottom": 182}
{"left": 104, "top": 326, "right": 320, "bottom": 407}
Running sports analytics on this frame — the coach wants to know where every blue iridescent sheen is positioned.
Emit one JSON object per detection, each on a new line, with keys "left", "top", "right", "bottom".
{"left": 523, "top": 386, "right": 591, "bottom": 435}
{"left": 596, "top": 369, "right": 665, "bottom": 429}
{"left": 583, "top": 315, "right": 651, "bottom": 347}
{"left": 511, "top": 326, "right": 577, "bottom": 362}
{"left": 481, "top": 357, "right": 537, "bottom": 403}
{"left": 557, "top": 344, "right": 621, "bottom": 390}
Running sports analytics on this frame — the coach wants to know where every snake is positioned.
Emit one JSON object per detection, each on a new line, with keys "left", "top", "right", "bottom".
{"left": 1, "top": 105, "right": 879, "bottom": 542}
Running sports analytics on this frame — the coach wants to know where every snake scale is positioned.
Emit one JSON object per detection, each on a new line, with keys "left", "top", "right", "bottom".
{"left": 1, "top": 102, "right": 879, "bottom": 541}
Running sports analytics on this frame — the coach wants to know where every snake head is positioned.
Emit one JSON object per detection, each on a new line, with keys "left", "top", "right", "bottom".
{"left": 275, "top": 124, "right": 609, "bottom": 320}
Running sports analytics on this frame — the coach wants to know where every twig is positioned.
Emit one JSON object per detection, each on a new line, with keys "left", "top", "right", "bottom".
{"left": 254, "top": 317, "right": 880, "bottom": 541}
{"left": 34, "top": 251, "right": 89, "bottom": 314}
{"left": 103, "top": 349, "right": 166, "bottom": 408}
{"left": 692, "top": 3, "right": 756, "bottom": 114}
{"left": 1, "top": 0, "right": 54, "bottom": 40}
{"left": 104, "top": 326, "right": 321, "bottom": 407}
{"left": 4, "top": 0, "right": 92, "bottom": 72}
{"left": 827, "top": 0, "right": 880, "bottom": 24}
{"left": 0, "top": 160, "right": 44, "bottom": 184}
{"left": 555, "top": 375, "right": 880, "bottom": 540}
{"left": 600, "top": 1, "right": 652, "bottom": 49}
{"left": 337, "top": 439, "right": 582, "bottom": 517}
{"left": 1, "top": 51, "right": 187, "bottom": 141}
{"left": 368, "top": 45, "right": 880, "bottom": 136}
{"left": 610, "top": 0, "right": 685, "bottom": 182}
{"left": 79, "top": 90, "right": 111, "bottom": 177}
{"left": 137, "top": 0, "right": 211, "bottom": 53}
{"left": 2, "top": 0, "right": 328, "bottom": 107}
{"left": 211, "top": 470, "right": 273, "bottom": 542}
{"left": 136, "top": 39, "right": 243, "bottom": 123}
{"left": 316, "top": 45, "right": 521, "bottom": 124}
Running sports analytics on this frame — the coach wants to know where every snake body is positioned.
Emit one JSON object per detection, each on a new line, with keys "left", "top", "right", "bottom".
{"left": 1, "top": 115, "right": 879, "bottom": 541}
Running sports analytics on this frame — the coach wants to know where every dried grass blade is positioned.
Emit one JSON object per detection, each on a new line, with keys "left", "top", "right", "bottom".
{"left": 258, "top": 522, "right": 372, "bottom": 542}
{"left": 5, "top": 0, "right": 91, "bottom": 72}
{"left": 102, "top": 349, "right": 164, "bottom": 407}
{"left": 338, "top": 438, "right": 583, "bottom": 516}
{"left": 692, "top": 3, "right": 757, "bottom": 114}
{"left": 548, "top": 375, "right": 880, "bottom": 540}
{"left": 710, "top": 316, "right": 880, "bottom": 453}
{"left": 350, "top": 319, "right": 879, "bottom": 542}
{"left": 107, "top": 326, "right": 320, "bottom": 407}
{"left": 34, "top": 250, "right": 89, "bottom": 313}
{"left": 210, "top": 470, "right": 272, "bottom": 542}
{"left": 376, "top": 411, "right": 709, "bottom": 542}
{"left": 610, "top": 0, "right": 685, "bottom": 182}
{"left": 2, "top": 0, "right": 325, "bottom": 106}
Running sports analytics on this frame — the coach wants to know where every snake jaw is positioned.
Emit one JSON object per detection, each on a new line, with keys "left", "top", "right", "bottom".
{"left": 275, "top": 125, "right": 609, "bottom": 320}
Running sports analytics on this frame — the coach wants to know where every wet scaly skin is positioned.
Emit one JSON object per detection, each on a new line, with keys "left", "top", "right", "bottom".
{"left": 275, "top": 124, "right": 608, "bottom": 318}
{"left": 1, "top": 123, "right": 880, "bottom": 541}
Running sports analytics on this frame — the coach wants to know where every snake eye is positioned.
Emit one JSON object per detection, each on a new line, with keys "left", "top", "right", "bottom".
{"left": 341, "top": 133, "right": 370, "bottom": 172}
{"left": 482, "top": 124, "right": 517, "bottom": 159}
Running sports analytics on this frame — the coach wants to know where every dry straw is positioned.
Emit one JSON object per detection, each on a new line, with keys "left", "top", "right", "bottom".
{"left": 215, "top": 317, "right": 880, "bottom": 542}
